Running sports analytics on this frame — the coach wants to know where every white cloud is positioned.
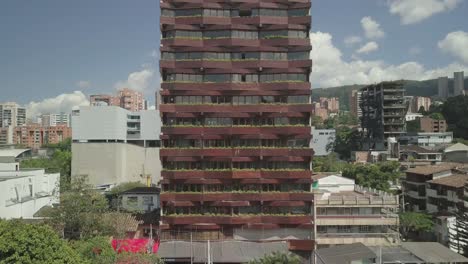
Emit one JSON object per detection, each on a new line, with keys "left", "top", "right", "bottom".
{"left": 310, "top": 31, "right": 468, "bottom": 88}
{"left": 361, "top": 17, "right": 385, "bottom": 39}
{"left": 76, "top": 80, "right": 91, "bottom": 89}
{"left": 438, "top": 31, "right": 468, "bottom": 64}
{"left": 26, "top": 91, "right": 89, "bottom": 118}
{"left": 356, "top": 42, "right": 379, "bottom": 54}
{"left": 344, "top": 36, "right": 362, "bottom": 46}
{"left": 388, "top": 0, "right": 461, "bottom": 25}
{"left": 114, "top": 69, "right": 154, "bottom": 92}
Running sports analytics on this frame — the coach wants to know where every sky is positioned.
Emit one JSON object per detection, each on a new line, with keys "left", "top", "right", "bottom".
{"left": 0, "top": 0, "right": 467, "bottom": 117}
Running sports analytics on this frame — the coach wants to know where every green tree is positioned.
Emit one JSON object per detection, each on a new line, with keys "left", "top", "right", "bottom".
{"left": 329, "top": 126, "right": 361, "bottom": 160}
{"left": 311, "top": 116, "right": 324, "bottom": 129}
{"left": 70, "top": 236, "right": 116, "bottom": 264}
{"left": 406, "top": 119, "right": 421, "bottom": 133}
{"left": 399, "top": 212, "right": 433, "bottom": 240}
{"left": 342, "top": 161, "right": 400, "bottom": 191}
{"left": 249, "top": 251, "right": 301, "bottom": 264}
{"left": 313, "top": 153, "right": 346, "bottom": 172}
{"left": 441, "top": 95, "right": 468, "bottom": 139}
{"left": 48, "top": 176, "right": 113, "bottom": 240}
{"left": 0, "top": 220, "right": 83, "bottom": 264}
{"left": 429, "top": 112, "right": 444, "bottom": 120}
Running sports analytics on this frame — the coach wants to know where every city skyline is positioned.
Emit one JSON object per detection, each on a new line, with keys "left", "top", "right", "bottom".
{"left": 1, "top": 0, "right": 468, "bottom": 115}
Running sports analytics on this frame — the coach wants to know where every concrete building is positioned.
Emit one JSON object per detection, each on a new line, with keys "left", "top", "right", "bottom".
{"left": 40, "top": 113, "right": 71, "bottom": 127}
{"left": 444, "top": 143, "right": 468, "bottom": 163}
{"left": 438, "top": 76, "right": 449, "bottom": 99}
{"left": 350, "top": 90, "right": 362, "bottom": 118}
{"left": 0, "top": 126, "right": 14, "bottom": 145}
{"left": 426, "top": 173, "right": 468, "bottom": 214}
{"left": 0, "top": 102, "right": 26, "bottom": 128}
{"left": 313, "top": 102, "right": 329, "bottom": 121}
{"left": 399, "top": 132, "right": 453, "bottom": 149}
{"left": 311, "top": 127, "right": 335, "bottom": 156}
{"left": 14, "top": 125, "right": 72, "bottom": 149}
{"left": 454, "top": 71, "right": 465, "bottom": 96}
{"left": 0, "top": 148, "right": 59, "bottom": 219}
{"left": 71, "top": 106, "right": 161, "bottom": 188}
{"left": 403, "top": 164, "right": 461, "bottom": 212}
{"left": 360, "top": 82, "right": 406, "bottom": 151}
{"left": 405, "top": 112, "right": 423, "bottom": 122}
{"left": 420, "top": 116, "right": 447, "bottom": 133}
{"left": 90, "top": 88, "right": 147, "bottom": 112}
{"left": 410, "top": 96, "right": 432, "bottom": 113}
{"left": 400, "top": 145, "right": 442, "bottom": 164}
{"left": 120, "top": 187, "right": 160, "bottom": 213}
{"left": 313, "top": 174, "right": 399, "bottom": 247}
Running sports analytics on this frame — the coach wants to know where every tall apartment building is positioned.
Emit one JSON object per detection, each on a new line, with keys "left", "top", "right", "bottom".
{"left": 319, "top": 97, "right": 339, "bottom": 113}
{"left": 313, "top": 102, "right": 329, "bottom": 121}
{"left": 159, "top": 0, "right": 314, "bottom": 253}
{"left": 350, "top": 90, "right": 362, "bottom": 118}
{"left": 90, "top": 88, "right": 147, "bottom": 111}
{"left": 0, "top": 126, "right": 14, "bottom": 145}
{"left": 0, "top": 102, "right": 26, "bottom": 128}
{"left": 360, "top": 82, "right": 406, "bottom": 150}
{"left": 438, "top": 77, "right": 449, "bottom": 99}
{"left": 72, "top": 106, "right": 161, "bottom": 187}
{"left": 40, "top": 113, "right": 71, "bottom": 127}
{"left": 409, "top": 96, "right": 431, "bottom": 113}
{"left": 454, "top": 71, "right": 465, "bottom": 96}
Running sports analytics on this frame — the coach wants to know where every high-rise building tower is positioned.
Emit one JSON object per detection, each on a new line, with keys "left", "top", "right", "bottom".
{"left": 454, "top": 71, "right": 465, "bottom": 96}
{"left": 90, "top": 88, "right": 147, "bottom": 111}
{"left": 360, "top": 82, "right": 406, "bottom": 150}
{"left": 438, "top": 77, "right": 449, "bottom": 99}
{"left": 0, "top": 102, "right": 26, "bottom": 128}
{"left": 158, "top": 0, "right": 314, "bottom": 251}
{"left": 350, "top": 90, "right": 362, "bottom": 118}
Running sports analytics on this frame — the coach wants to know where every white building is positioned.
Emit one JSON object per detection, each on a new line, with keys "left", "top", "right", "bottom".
{"left": 0, "top": 149, "right": 59, "bottom": 219}
{"left": 71, "top": 106, "right": 162, "bottom": 188}
{"left": 0, "top": 102, "right": 26, "bottom": 128}
{"left": 40, "top": 113, "right": 71, "bottom": 127}
{"left": 405, "top": 112, "right": 423, "bottom": 122}
{"left": 313, "top": 174, "right": 399, "bottom": 247}
{"left": 399, "top": 132, "right": 453, "bottom": 149}
{"left": 311, "top": 127, "right": 336, "bottom": 156}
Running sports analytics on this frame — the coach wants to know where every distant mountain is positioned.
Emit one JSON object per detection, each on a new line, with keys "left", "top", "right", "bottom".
{"left": 312, "top": 78, "right": 468, "bottom": 111}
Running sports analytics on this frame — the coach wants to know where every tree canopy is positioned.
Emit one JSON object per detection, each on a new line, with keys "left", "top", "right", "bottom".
{"left": 313, "top": 153, "right": 347, "bottom": 172}
{"left": 0, "top": 220, "right": 83, "bottom": 264}
{"left": 328, "top": 126, "right": 361, "bottom": 160}
{"left": 399, "top": 212, "right": 433, "bottom": 240}
{"left": 441, "top": 95, "right": 468, "bottom": 139}
{"left": 342, "top": 161, "right": 400, "bottom": 192}
{"left": 249, "top": 251, "right": 302, "bottom": 264}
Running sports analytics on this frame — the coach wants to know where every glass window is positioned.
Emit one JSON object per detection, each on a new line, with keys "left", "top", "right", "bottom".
{"left": 288, "top": 9, "right": 309, "bottom": 17}
{"left": 161, "top": 9, "right": 175, "bottom": 17}
{"left": 204, "top": 30, "right": 230, "bottom": 39}
{"left": 175, "top": 9, "right": 202, "bottom": 17}
{"left": 288, "top": 51, "right": 309, "bottom": 60}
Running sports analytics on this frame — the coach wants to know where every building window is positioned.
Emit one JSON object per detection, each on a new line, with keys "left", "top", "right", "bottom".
{"left": 143, "top": 196, "right": 154, "bottom": 205}
{"left": 127, "top": 196, "right": 138, "bottom": 208}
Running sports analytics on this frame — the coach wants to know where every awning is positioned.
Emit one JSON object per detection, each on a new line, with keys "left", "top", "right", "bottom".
{"left": 269, "top": 201, "right": 306, "bottom": 207}
{"left": 166, "top": 201, "right": 196, "bottom": 207}
{"left": 210, "top": 201, "right": 250, "bottom": 207}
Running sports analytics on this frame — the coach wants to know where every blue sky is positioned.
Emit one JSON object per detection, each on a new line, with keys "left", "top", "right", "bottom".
{"left": 0, "top": 0, "right": 467, "bottom": 115}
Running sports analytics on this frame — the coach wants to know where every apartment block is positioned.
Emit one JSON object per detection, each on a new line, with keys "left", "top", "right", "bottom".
{"left": 319, "top": 97, "right": 339, "bottom": 113}
{"left": 438, "top": 77, "right": 449, "bottom": 99}
{"left": 399, "top": 132, "right": 453, "bottom": 149}
{"left": 40, "top": 113, "right": 71, "bottom": 127}
{"left": 90, "top": 88, "right": 147, "bottom": 111}
{"left": 71, "top": 106, "right": 161, "bottom": 187}
{"left": 360, "top": 82, "right": 406, "bottom": 150}
{"left": 313, "top": 174, "right": 399, "bottom": 247}
{"left": 0, "top": 126, "right": 14, "bottom": 145}
{"left": 454, "top": 71, "right": 465, "bottom": 96}
{"left": 14, "top": 124, "right": 71, "bottom": 149}
{"left": 403, "top": 164, "right": 461, "bottom": 212}
{"left": 409, "top": 96, "right": 431, "bottom": 113}
{"left": 420, "top": 116, "right": 447, "bottom": 133}
{"left": 0, "top": 102, "right": 26, "bottom": 128}
{"left": 158, "top": 0, "right": 314, "bottom": 253}
{"left": 350, "top": 90, "right": 362, "bottom": 118}
{"left": 313, "top": 102, "right": 329, "bottom": 121}
{"left": 426, "top": 174, "right": 468, "bottom": 214}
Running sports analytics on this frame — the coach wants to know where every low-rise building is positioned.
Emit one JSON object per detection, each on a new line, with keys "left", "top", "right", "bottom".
{"left": 444, "top": 143, "right": 468, "bottom": 163}
{"left": 400, "top": 145, "right": 442, "bottom": 164}
{"left": 399, "top": 132, "right": 453, "bottom": 149}
{"left": 426, "top": 174, "right": 468, "bottom": 214}
{"left": 71, "top": 106, "right": 161, "bottom": 188}
{"left": 420, "top": 117, "right": 447, "bottom": 133}
{"left": 313, "top": 174, "right": 399, "bottom": 247}
{"left": 311, "top": 127, "right": 335, "bottom": 156}
{"left": 120, "top": 187, "right": 160, "bottom": 213}
{"left": 405, "top": 112, "right": 423, "bottom": 122}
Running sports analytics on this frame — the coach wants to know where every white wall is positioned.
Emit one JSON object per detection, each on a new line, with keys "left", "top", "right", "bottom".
{"left": 316, "top": 175, "right": 355, "bottom": 193}
{"left": 139, "top": 110, "right": 161, "bottom": 140}
{"left": 311, "top": 128, "right": 336, "bottom": 156}
{"left": 72, "top": 142, "right": 161, "bottom": 187}
{"left": 0, "top": 170, "right": 59, "bottom": 219}
{"left": 72, "top": 106, "right": 128, "bottom": 141}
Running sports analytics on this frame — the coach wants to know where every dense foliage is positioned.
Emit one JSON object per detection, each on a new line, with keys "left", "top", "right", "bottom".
{"left": 441, "top": 95, "right": 468, "bottom": 139}
{"left": 342, "top": 161, "right": 400, "bottom": 191}
{"left": 313, "top": 153, "right": 347, "bottom": 172}
{"left": 249, "top": 251, "right": 302, "bottom": 264}
{"left": 399, "top": 212, "right": 434, "bottom": 240}
{"left": 0, "top": 220, "right": 83, "bottom": 264}
{"left": 328, "top": 126, "right": 361, "bottom": 160}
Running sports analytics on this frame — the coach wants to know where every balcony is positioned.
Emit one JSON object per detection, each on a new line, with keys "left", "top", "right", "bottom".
{"left": 161, "top": 126, "right": 311, "bottom": 136}
{"left": 160, "top": 147, "right": 313, "bottom": 157}
{"left": 160, "top": 59, "right": 312, "bottom": 70}
{"left": 160, "top": 81, "right": 311, "bottom": 92}
{"left": 162, "top": 214, "right": 313, "bottom": 225}
{"left": 160, "top": 192, "right": 314, "bottom": 202}
{"left": 161, "top": 170, "right": 312, "bottom": 180}
{"left": 159, "top": 104, "right": 312, "bottom": 114}
{"left": 315, "top": 216, "right": 399, "bottom": 226}
{"left": 315, "top": 233, "right": 399, "bottom": 246}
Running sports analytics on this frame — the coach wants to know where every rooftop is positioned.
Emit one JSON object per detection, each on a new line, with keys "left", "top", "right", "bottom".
{"left": 428, "top": 174, "right": 468, "bottom": 188}
{"left": 402, "top": 242, "right": 468, "bottom": 263}
{"left": 0, "top": 148, "right": 30, "bottom": 158}
{"left": 406, "top": 163, "right": 460, "bottom": 176}
{"left": 316, "top": 243, "right": 376, "bottom": 264}
{"left": 444, "top": 143, "right": 468, "bottom": 153}
{"left": 121, "top": 187, "right": 160, "bottom": 195}
{"left": 400, "top": 145, "right": 440, "bottom": 154}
